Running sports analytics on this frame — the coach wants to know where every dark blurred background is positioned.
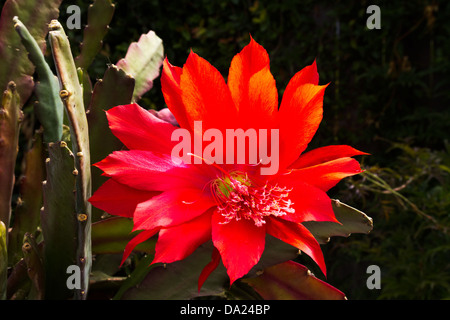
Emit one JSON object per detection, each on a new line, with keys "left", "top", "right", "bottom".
{"left": 59, "top": 0, "right": 449, "bottom": 299}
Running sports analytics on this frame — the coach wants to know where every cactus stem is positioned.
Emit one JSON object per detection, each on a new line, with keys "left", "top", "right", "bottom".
{"left": 48, "top": 20, "right": 92, "bottom": 300}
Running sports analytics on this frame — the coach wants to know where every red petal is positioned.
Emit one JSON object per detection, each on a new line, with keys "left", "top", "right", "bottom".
{"left": 133, "top": 188, "right": 216, "bottom": 232}
{"left": 275, "top": 179, "right": 339, "bottom": 224}
{"left": 279, "top": 157, "right": 363, "bottom": 192}
{"left": 161, "top": 57, "right": 192, "bottom": 131}
{"left": 228, "top": 37, "right": 277, "bottom": 128}
{"left": 89, "top": 179, "right": 158, "bottom": 217}
{"left": 198, "top": 247, "right": 221, "bottom": 292}
{"left": 106, "top": 103, "right": 178, "bottom": 154}
{"left": 180, "top": 51, "right": 238, "bottom": 132}
{"left": 266, "top": 217, "right": 326, "bottom": 277}
{"left": 284, "top": 60, "right": 319, "bottom": 89}
{"left": 212, "top": 210, "right": 266, "bottom": 285}
{"left": 94, "top": 150, "right": 211, "bottom": 192}
{"left": 120, "top": 229, "right": 158, "bottom": 266}
{"left": 152, "top": 209, "right": 213, "bottom": 264}
{"left": 290, "top": 145, "right": 369, "bottom": 169}
{"left": 279, "top": 82, "right": 328, "bottom": 169}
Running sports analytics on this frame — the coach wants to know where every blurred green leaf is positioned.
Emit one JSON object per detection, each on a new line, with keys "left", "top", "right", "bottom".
{"left": 303, "top": 199, "right": 373, "bottom": 244}
{"left": 92, "top": 217, "right": 156, "bottom": 255}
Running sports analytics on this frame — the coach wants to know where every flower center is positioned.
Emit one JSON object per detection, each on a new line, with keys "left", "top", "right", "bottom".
{"left": 212, "top": 172, "right": 295, "bottom": 227}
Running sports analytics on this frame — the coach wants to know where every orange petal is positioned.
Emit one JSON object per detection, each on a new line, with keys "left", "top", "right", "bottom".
{"left": 180, "top": 51, "right": 238, "bottom": 132}
{"left": 279, "top": 81, "right": 328, "bottom": 169}
{"left": 228, "top": 37, "right": 277, "bottom": 128}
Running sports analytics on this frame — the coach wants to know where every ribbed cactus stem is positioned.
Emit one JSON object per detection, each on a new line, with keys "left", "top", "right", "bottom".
{"left": 75, "top": 0, "right": 115, "bottom": 70}
{"left": 41, "top": 141, "right": 77, "bottom": 300}
{"left": 13, "top": 16, "right": 63, "bottom": 143}
{"left": 48, "top": 20, "right": 92, "bottom": 300}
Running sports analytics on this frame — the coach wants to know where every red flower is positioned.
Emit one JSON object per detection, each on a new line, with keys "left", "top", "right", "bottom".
{"left": 89, "top": 37, "right": 367, "bottom": 289}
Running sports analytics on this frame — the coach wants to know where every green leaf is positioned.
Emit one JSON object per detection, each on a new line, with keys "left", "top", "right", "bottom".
{"left": 303, "top": 199, "right": 373, "bottom": 244}
{"left": 92, "top": 217, "right": 156, "bottom": 255}
{"left": 116, "top": 30, "right": 164, "bottom": 101}
{"left": 242, "top": 260, "right": 347, "bottom": 300}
